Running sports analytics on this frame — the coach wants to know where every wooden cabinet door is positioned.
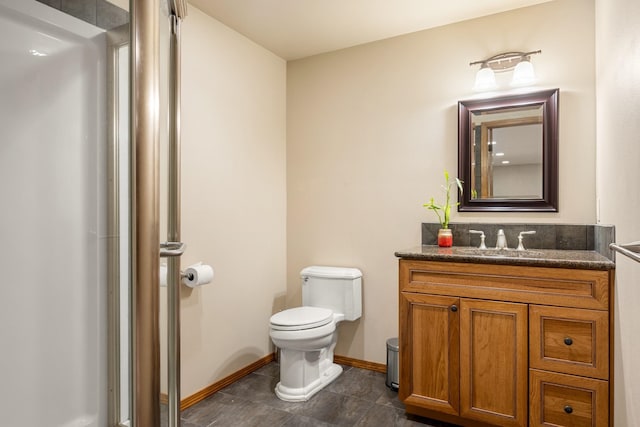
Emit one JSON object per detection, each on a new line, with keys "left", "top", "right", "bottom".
{"left": 459, "top": 299, "right": 528, "bottom": 427}
{"left": 399, "top": 292, "right": 460, "bottom": 416}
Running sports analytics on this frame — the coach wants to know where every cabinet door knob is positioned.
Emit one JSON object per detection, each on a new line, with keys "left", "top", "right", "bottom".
{"left": 451, "top": 305, "right": 458, "bottom": 312}
{"left": 564, "top": 337, "right": 573, "bottom": 346}
{"left": 564, "top": 405, "right": 573, "bottom": 414}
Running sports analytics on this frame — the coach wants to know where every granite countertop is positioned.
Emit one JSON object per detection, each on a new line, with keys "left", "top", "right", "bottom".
{"left": 395, "top": 245, "right": 615, "bottom": 270}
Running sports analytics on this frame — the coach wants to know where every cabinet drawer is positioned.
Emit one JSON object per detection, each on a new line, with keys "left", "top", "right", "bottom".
{"left": 530, "top": 305, "right": 609, "bottom": 379}
{"left": 530, "top": 369, "right": 608, "bottom": 427}
{"left": 399, "top": 260, "right": 610, "bottom": 310}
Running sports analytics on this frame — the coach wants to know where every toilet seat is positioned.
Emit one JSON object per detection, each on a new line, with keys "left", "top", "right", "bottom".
{"left": 270, "top": 307, "right": 333, "bottom": 331}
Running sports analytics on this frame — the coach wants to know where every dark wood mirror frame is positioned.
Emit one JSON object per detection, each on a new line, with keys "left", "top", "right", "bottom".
{"left": 457, "top": 88, "right": 559, "bottom": 212}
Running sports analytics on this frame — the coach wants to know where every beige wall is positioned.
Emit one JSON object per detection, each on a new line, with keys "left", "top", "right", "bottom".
{"left": 175, "top": 0, "right": 629, "bottom": 409}
{"left": 595, "top": 0, "right": 640, "bottom": 425}
{"left": 179, "top": 6, "right": 286, "bottom": 396}
{"left": 287, "top": 0, "right": 596, "bottom": 364}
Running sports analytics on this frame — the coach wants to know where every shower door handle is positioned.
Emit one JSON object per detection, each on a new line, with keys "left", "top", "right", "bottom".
{"left": 160, "top": 241, "right": 186, "bottom": 257}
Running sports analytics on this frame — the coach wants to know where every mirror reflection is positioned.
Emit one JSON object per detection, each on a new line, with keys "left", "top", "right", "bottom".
{"left": 471, "top": 105, "right": 543, "bottom": 199}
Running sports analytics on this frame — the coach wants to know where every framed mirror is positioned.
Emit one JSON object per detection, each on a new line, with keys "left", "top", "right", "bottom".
{"left": 458, "top": 88, "right": 558, "bottom": 212}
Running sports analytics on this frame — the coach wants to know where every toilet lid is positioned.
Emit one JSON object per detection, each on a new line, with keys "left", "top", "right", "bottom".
{"left": 270, "top": 307, "right": 333, "bottom": 331}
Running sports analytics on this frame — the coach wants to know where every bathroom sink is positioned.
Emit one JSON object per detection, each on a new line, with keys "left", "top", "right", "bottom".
{"left": 456, "top": 248, "right": 544, "bottom": 258}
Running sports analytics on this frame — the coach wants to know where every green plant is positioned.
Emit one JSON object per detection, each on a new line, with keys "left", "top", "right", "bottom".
{"left": 423, "top": 169, "right": 463, "bottom": 229}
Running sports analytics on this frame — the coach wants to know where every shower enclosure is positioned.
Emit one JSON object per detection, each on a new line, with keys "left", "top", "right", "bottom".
{"left": 0, "top": 0, "right": 108, "bottom": 425}
{"left": 0, "top": 0, "right": 186, "bottom": 426}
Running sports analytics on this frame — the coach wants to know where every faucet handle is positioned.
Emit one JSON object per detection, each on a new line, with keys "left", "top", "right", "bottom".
{"left": 516, "top": 231, "right": 537, "bottom": 251}
{"left": 469, "top": 230, "right": 487, "bottom": 249}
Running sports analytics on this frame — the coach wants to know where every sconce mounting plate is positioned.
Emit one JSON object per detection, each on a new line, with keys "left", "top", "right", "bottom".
{"left": 470, "top": 50, "right": 541, "bottom": 72}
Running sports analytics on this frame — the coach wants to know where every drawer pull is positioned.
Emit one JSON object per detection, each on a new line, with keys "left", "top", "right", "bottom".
{"left": 564, "top": 405, "right": 573, "bottom": 414}
{"left": 564, "top": 337, "right": 573, "bottom": 346}
{"left": 451, "top": 305, "right": 458, "bottom": 312}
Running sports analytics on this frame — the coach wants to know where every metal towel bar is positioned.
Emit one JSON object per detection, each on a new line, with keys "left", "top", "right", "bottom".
{"left": 609, "top": 241, "right": 640, "bottom": 264}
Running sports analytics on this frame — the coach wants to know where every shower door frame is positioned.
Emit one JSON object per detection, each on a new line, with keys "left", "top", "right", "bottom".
{"left": 107, "top": 21, "right": 131, "bottom": 427}
{"left": 130, "top": 1, "right": 162, "bottom": 424}
{"left": 106, "top": 0, "right": 162, "bottom": 423}
{"left": 108, "top": 1, "right": 187, "bottom": 426}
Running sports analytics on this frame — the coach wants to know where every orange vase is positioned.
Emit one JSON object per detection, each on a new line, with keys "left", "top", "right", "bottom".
{"left": 437, "top": 228, "right": 453, "bottom": 247}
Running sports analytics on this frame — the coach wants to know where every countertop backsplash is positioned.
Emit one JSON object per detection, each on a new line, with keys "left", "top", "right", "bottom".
{"left": 421, "top": 223, "right": 615, "bottom": 261}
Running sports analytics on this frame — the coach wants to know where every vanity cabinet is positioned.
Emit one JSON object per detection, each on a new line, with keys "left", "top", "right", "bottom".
{"left": 399, "top": 259, "right": 614, "bottom": 427}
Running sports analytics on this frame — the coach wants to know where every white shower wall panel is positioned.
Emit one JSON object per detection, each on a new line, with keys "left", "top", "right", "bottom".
{"left": 0, "top": 1, "right": 107, "bottom": 426}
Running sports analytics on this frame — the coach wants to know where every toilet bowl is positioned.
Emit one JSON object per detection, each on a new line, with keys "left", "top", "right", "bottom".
{"left": 269, "top": 266, "right": 362, "bottom": 402}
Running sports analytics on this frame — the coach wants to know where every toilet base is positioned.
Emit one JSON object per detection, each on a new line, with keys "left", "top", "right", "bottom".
{"left": 274, "top": 362, "right": 342, "bottom": 402}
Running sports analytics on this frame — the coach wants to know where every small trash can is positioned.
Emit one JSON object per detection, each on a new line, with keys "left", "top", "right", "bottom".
{"left": 386, "top": 337, "right": 399, "bottom": 391}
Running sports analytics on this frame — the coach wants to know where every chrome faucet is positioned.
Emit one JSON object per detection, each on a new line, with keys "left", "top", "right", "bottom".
{"left": 516, "top": 231, "right": 537, "bottom": 251}
{"left": 495, "top": 229, "right": 508, "bottom": 249}
{"left": 469, "top": 230, "right": 487, "bottom": 249}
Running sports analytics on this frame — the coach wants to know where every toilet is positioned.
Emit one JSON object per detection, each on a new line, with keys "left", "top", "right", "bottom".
{"left": 269, "top": 266, "right": 362, "bottom": 402}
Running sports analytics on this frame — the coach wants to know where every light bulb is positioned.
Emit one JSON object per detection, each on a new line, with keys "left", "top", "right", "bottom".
{"left": 473, "top": 66, "right": 497, "bottom": 91}
{"left": 511, "top": 60, "right": 536, "bottom": 86}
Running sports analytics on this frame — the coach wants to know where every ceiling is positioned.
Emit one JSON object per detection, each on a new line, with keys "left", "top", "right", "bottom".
{"left": 188, "top": 0, "right": 553, "bottom": 61}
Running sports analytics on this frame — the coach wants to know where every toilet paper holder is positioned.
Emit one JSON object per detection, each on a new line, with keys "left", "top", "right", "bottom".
{"left": 160, "top": 261, "right": 214, "bottom": 287}
{"left": 160, "top": 264, "right": 195, "bottom": 280}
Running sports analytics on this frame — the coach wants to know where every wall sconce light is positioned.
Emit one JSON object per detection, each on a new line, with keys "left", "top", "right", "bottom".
{"left": 470, "top": 50, "right": 541, "bottom": 91}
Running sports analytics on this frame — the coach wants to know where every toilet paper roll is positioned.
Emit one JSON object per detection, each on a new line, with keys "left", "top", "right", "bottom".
{"left": 182, "top": 263, "right": 214, "bottom": 288}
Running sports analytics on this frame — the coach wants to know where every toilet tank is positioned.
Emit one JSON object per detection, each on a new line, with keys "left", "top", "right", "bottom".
{"left": 301, "top": 266, "right": 362, "bottom": 321}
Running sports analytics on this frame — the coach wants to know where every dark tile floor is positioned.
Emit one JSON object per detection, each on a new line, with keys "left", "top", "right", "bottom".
{"left": 178, "top": 362, "right": 457, "bottom": 427}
